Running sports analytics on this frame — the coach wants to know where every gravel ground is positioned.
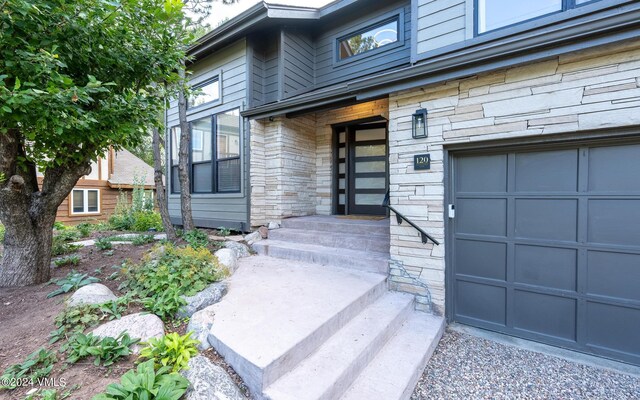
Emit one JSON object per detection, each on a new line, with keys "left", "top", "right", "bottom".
{"left": 412, "top": 329, "right": 640, "bottom": 400}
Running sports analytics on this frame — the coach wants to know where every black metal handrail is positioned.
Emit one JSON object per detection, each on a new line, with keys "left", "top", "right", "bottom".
{"left": 382, "top": 191, "right": 440, "bottom": 246}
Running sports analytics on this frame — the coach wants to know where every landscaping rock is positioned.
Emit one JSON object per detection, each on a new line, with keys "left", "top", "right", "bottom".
{"left": 177, "top": 282, "right": 228, "bottom": 319}
{"left": 67, "top": 283, "right": 117, "bottom": 307}
{"left": 244, "top": 231, "right": 262, "bottom": 245}
{"left": 182, "top": 356, "right": 245, "bottom": 400}
{"left": 224, "top": 241, "right": 250, "bottom": 258}
{"left": 258, "top": 226, "right": 269, "bottom": 239}
{"left": 214, "top": 249, "right": 238, "bottom": 274}
{"left": 268, "top": 221, "right": 280, "bottom": 230}
{"left": 187, "top": 306, "right": 216, "bottom": 350}
{"left": 92, "top": 312, "right": 164, "bottom": 353}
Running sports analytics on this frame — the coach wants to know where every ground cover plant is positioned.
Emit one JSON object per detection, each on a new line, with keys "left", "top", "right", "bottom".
{"left": 47, "top": 271, "right": 100, "bottom": 298}
{"left": 0, "top": 348, "right": 57, "bottom": 389}
{"left": 64, "top": 332, "right": 139, "bottom": 367}
{"left": 139, "top": 332, "right": 199, "bottom": 372}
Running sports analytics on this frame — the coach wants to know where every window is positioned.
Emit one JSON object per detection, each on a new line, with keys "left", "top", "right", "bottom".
{"left": 338, "top": 18, "right": 399, "bottom": 60}
{"left": 188, "top": 78, "right": 220, "bottom": 108}
{"left": 477, "top": 0, "right": 600, "bottom": 34}
{"left": 170, "top": 127, "right": 181, "bottom": 193}
{"left": 71, "top": 189, "right": 100, "bottom": 214}
{"left": 169, "top": 108, "right": 242, "bottom": 195}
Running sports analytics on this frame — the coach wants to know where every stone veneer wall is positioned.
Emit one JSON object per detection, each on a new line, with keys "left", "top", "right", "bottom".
{"left": 250, "top": 115, "right": 317, "bottom": 227}
{"left": 387, "top": 39, "right": 640, "bottom": 313}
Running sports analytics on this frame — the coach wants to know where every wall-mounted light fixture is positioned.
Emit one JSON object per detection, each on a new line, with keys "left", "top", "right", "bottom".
{"left": 412, "top": 108, "right": 428, "bottom": 139}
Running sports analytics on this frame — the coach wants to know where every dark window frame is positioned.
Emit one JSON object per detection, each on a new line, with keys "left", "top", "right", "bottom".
{"left": 334, "top": 10, "right": 405, "bottom": 66}
{"left": 474, "top": 0, "right": 601, "bottom": 36}
{"left": 187, "top": 76, "right": 221, "bottom": 110}
{"left": 169, "top": 107, "right": 242, "bottom": 196}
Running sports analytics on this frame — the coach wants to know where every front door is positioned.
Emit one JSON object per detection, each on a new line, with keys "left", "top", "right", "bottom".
{"left": 334, "top": 121, "right": 388, "bottom": 216}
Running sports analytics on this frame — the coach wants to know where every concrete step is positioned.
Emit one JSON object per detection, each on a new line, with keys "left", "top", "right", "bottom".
{"left": 207, "top": 257, "right": 389, "bottom": 397}
{"left": 264, "top": 292, "right": 414, "bottom": 400}
{"left": 281, "top": 216, "right": 389, "bottom": 236}
{"left": 268, "top": 228, "right": 390, "bottom": 253}
{"left": 252, "top": 240, "right": 389, "bottom": 275}
{"left": 341, "top": 313, "right": 445, "bottom": 400}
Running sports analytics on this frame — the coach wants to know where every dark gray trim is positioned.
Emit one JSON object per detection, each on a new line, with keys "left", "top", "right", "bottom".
{"left": 244, "top": 112, "right": 252, "bottom": 230}
{"left": 409, "top": 0, "right": 419, "bottom": 64}
{"left": 170, "top": 216, "right": 247, "bottom": 232}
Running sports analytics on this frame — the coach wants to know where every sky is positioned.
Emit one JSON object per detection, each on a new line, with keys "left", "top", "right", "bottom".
{"left": 202, "top": 0, "right": 335, "bottom": 28}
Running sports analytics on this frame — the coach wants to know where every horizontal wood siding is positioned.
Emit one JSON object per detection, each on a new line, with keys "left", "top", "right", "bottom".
{"left": 282, "top": 29, "right": 315, "bottom": 98}
{"left": 165, "top": 39, "right": 249, "bottom": 230}
{"left": 50, "top": 179, "right": 128, "bottom": 225}
{"left": 314, "top": 0, "right": 412, "bottom": 88}
{"left": 416, "top": 0, "right": 467, "bottom": 55}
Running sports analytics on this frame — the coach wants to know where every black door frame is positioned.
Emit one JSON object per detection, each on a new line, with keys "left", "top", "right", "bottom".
{"left": 332, "top": 117, "right": 389, "bottom": 216}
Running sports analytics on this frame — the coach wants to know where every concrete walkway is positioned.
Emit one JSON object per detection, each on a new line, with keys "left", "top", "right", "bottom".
{"left": 206, "top": 255, "right": 444, "bottom": 400}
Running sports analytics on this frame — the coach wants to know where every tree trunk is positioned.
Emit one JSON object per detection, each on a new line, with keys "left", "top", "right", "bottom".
{"left": 177, "top": 65, "right": 194, "bottom": 231}
{"left": 152, "top": 126, "right": 177, "bottom": 241}
{"left": 0, "top": 128, "right": 91, "bottom": 286}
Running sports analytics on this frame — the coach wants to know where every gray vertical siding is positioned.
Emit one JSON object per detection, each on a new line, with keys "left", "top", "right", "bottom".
{"left": 281, "top": 29, "right": 315, "bottom": 98}
{"left": 415, "top": 0, "right": 467, "bottom": 55}
{"left": 166, "top": 39, "right": 249, "bottom": 231}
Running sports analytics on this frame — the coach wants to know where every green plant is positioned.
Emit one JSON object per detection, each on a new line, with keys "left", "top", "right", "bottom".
{"left": 93, "top": 359, "right": 189, "bottom": 400}
{"left": 95, "top": 238, "right": 113, "bottom": 251}
{"left": 216, "top": 226, "right": 232, "bottom": 237}
{"left": 131, "top": 211, "right": 163, "bottom": 232}
{"left": 0, "top": 348, "right": 57, "bottom": 389}
{"left": 51, "top": 240, "right": 83, "bottom": 257}
{"left": 53, "top": 255, "right": 80, "bottom": 268}
{"left": 50, "top": 299, "right": 129, "bottom": 344}
{"left": 0, "top": 223, "right": 5, "bottom": 243}
{"left": 55, "top": 230, "right": 81, "bottom": 243}
{"left": 75, "top": 222, "right": 94, "bottom": 238}
{"left": 53, "top": 222, "right": 68, "bottom": 231}
{"left": 120, "top": 244, "right": 226, "bottom": 320}
{"left": 139, "top": 332, "right": 199, "bottom": 372}
{"left": 65, "top": 332, "right": 139, "bottom": 366}
{"left": 132, "top": 234, "right": 155, "bottom": 246}
{"left": 47, "top": 271, "right": 99, "bottom": 298}
{"left": 181, "top": 229, "right": 209, "bottom": 248}
{"left": 24, "top": 388, "right": 73, "bottom": 400}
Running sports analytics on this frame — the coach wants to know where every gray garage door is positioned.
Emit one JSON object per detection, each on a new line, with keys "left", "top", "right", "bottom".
{"left": 451, "top": 141, "right": 640, "bottom": 365}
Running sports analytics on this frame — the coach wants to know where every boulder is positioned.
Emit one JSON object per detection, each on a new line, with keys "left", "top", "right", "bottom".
{"left": 182, "top": 356, "right": 245, "bottom": 400}
{"left": 187, "top": 306, "right": 216, "bottom": 351}
{"left": 214, "top": 249, "right": 238, "bottom": 275}
{"left": 244, "top": 231, "right": 262, "bottom": 245}
{"left": 91, "top": 313, "right": 164, "bottom": 353}
{"left": 224, "top": 241, "right": 250, "bottom": 258}
{"left": 268, "top": 221, "right": 280, "bottom": 230}
{"left": 258, "top": 226, "right": 269, "bottom": 239}
{"left": 67, "top": 283, "right": 117, "bottom": 307}
{"left": 177, "top": 282, "right": 228, "bottom": 319}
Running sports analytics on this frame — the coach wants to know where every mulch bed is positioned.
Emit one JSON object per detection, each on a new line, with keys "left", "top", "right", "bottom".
{"left": 0, "top": 231, "right": 250, "bottom": 399}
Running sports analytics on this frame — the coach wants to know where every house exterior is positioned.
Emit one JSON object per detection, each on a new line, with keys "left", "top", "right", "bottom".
{"left": 166, "top": 0, "right": 640, "bottom": 366}
{"left": 42, "top": 148, "right": 155, "bottom": 224}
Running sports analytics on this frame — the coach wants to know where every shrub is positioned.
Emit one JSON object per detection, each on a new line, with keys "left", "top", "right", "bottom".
{"left": 131, "top": 210, "right": 162, "bottom": 232}
{"left": 93, "top": 359, "right": 188, "bottom": 400}
{"left": 53, "top": 222, "right": 68, "bottom": 231}
{"left": 0, "top": 348, "right": 57, "bottom": 389}
{"left": 139, "top": 332, "right": 199, "bottom": 372}
{"left": 65, "top": 332, "right": 139, "bottom": 366}
{"left": 47, "top": 271, "right": 99, "bottom": 298}
{"left": 121, "top": 244, "right": 226, "bottom": 320}
{"left": 54, "top": 229, "right": 81, "bottom": 243}
{"left": 181, "top": 229, "right": 209, "bottom": 249}
{"left": 132, "top": 234, "right": 155, "bottom": 246}
{"left": 53, "top": 255, "right": 80, "bottom": 268}
{"left": 95, "top": 237, "right": 113, "bottom": 251}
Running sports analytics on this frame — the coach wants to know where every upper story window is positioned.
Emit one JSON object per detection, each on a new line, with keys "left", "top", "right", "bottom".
{"left": 188, "top": 77, "right": 220, "bottom": 108}
{"left": 477, "top": 0, "right": 598, "bottom": 34}
{"left": 338, "top": 18, "right": 399, "bottom": 60}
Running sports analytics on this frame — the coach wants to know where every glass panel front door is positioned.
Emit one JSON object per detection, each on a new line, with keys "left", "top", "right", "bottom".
{"left": 335, "top": 122, "right": 388, "bottom": 216}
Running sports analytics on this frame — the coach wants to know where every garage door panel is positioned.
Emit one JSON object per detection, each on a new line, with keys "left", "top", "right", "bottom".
{"left": 456, "top": 239, "right": 507, "bottom": 281}
{"left": 456, "top": 281, "right": 506, "bottom": 325}
{"left": 514, "top": 245, "right": 577, "bottom": 291}
{"left": 588, "top": 144, "right": 640, "bottom": 192}
{"left": 587, "top": 251, "right": 640, "bottom": 302}
{"left": 515, "top": 199, "right": 578, "bottom": 241}
{"left": 586, "top": 302, "right": 640, "bottom": 357}
{"left": 457, "top": 154, "right": 507, "bottom": 193}
{"left": 515, "top": 149, "right": 578, "bottom": 192}
{"left": 513, "top": 290, "right": 577, "bottom": 341}
{"left": 588, "top": 199, "right": 640, "bottom": 246}
{"left": 457, "top": 198, "right": 507, "bottom": 236}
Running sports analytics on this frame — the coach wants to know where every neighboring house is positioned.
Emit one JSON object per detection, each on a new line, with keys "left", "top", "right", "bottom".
{"left": 45, "top": 148, "right": 155, "bottom": 224}
{"left": 166, "top": 0, "right": 640, "bottom": 367}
